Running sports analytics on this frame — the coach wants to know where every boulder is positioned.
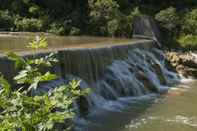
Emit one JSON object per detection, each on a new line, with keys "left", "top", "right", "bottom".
{"left": 135, "top": 71, "right": 158, "bottom": 93}
{"left": 152, "top": 63, "right": 167, "bottom": 85}
{"left": 166, "top": 52, "right": 197, "bottom": 78}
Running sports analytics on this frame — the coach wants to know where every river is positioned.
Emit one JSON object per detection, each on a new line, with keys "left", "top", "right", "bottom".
{"left": 83, "top": 80, "right": 197, "bottom": 131}
{"left": 0, "top": 33, "right": 196, "bottom": 131}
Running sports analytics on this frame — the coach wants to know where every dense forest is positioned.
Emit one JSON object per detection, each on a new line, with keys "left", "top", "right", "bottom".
{"left": 1, "top": 0, "right": 197, "bottom": 49}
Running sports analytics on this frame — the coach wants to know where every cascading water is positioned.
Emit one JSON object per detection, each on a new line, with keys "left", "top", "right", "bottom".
{"left": 39, "top": 46, "right": 179, "bottom": 118}
{"left": 0, "top": 38, "right": 180, "bottom": 130}
{"left": 76, "top": 48, "right": 178, "bottom": 112}
{"left": 38, "top": 45, "right": 179, "bottom": 115}
{"left": 63, "top": 47, "right": 178, "bottom": 131}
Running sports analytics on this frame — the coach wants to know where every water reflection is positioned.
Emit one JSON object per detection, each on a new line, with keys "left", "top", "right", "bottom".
{"left": 0, "top": 34, "right": 136, "bottom": 54}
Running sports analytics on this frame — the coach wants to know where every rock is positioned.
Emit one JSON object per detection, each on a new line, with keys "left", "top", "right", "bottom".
{"left": 166, "top": 51, "right": 197, "bottom": 78}
{"left": 135, "top": 71, "right": 158, "bottom": 93}
{"left": 133, "top": 15, "right": 162, "bottom": 48}
{"left": 184, "top": 68, "right": 197, "bottom": 78}
{"left": 152, "top": 63, "right": 167, "bottom": 85}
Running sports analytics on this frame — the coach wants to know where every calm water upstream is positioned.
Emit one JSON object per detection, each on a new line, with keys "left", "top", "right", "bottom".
{"left": 0, "top": 34, "right": 138, "bottom": 54}
{"left": 84, "top": 80, "right": 197, "bottom": 131}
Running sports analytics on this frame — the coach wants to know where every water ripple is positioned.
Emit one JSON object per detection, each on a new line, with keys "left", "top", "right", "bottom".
{"left": 125, "top": 115, "right": 197, "bottom": 129}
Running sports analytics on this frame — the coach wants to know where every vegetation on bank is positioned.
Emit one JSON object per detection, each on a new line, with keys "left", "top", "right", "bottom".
{"left": 155, "top": 7, "right": 197, "bottom": 50}
{"left": 0, "top": 0, "right": 197, "bottom": 49}
{"left": 0, "top": 36, "right": 89, "bottom": 130}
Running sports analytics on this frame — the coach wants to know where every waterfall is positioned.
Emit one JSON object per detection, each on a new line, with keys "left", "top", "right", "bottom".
{"left": 78, "top": 48, "right": 178, "bottom": 112}
{"left": 39, "top": 46, "right": 178, "bottom": 115}
{"left": 0, "top": 40, "right": 179, "bottom": 115}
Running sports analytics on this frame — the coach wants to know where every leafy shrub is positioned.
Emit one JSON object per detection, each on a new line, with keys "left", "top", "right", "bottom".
{"left": 0, "top": 36, "right": 89, "bottom": 130}
{"left": 15, "top": 17, "right": 44, "bottom": 32}
{"left": 0, "top": 10, "right": 14, "bottom": 30}
{"left": 123, "top": 7, "right": 141, "bottom": 36}
{"left": 48, "top": 22, "right": 65, "bottom": 35}
{"left": 155, "top": 7, "right": 182, "bottom": 49}
{"left": 178, "top": 35, "right": 197, "bottom": 50}
{"left": 89, "top": 0, "right": 119, "bottom": 20}
{"left": 28, "top": 4, "right": 43, "bottom": 17}
{"left": 88, "top": 0, "right": 141, "bottom": 37}
{"left": 155, "top": 7, "right": 180, "bottom": 33}
{"left": 107, "top": 19, "right": 119, "bottom": 37}
{"left": 107, "top": 7, "right": 141, "bottom": 37}
{"left": 69, "top": 27, "right": 81, "bottom": 36}
{"left": 88, "top": 0, "right": 120, "bottom": 36}
{"left": 182, "top": 9, "right": 197, "bottom": 35}
{"left": 48, "top": 20, "right": 77, "bottom": 35}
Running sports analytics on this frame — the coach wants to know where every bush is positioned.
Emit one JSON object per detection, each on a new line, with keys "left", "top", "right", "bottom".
{"left": 88, "top": 0, "right": 141, "bottom": 37}
{"left": 155, "top": 7, "right": 180, "bottom": 33}
{"left": 48, "top": 22, "right": 65, "bottom": 35}
{"left": 0, "top": 10, "right": 14, "bottom": 30}
{"left": 182, "top": 9, "right": 197, "bottom": 35}
{"left": 14, "top": 17, "right": 44, "bottom": 32}
{"left": 88, "top": 0, "right": 120, "bottom": 36}
{"left": 28, "top": 5, "right": 43, "bottom": 17}
{"left": 124, "top": 7, "right": 141, "bottom": 35}
{"left": 48, "top": 20, "right": 78, "bottom": 35}
{"left": 108, "top": 7, "right": 141, "bottom": 37}
{"left": 0, "top": 36, "right": 89, "bottom": 130}
{"left": 155, "top": 7, "right": 182, "bottom": 49}
{"left": 107, "top": 18, "right": 119, "bottom": 37}
{"left": 69, "top": 27, "right": 81, "bottom": 36}
{"left": 88, "top": 0, "right": 119, "bottom": 20}
{"left": 178, "top": 35, "right": 197, "bottom": 50}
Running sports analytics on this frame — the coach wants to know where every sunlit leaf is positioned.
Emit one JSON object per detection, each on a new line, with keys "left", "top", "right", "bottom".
{"left": 7, "top": 52, "right": 26, "bottom": 69}
{"left": 0, "top": 74, "right": 11, "bottom": 96}
{"left": 27, "top": 36, "right": 48, "bottom": 50}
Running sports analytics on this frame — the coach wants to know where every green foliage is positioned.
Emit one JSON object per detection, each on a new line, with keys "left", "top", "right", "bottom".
{"left": 107, "top": 7, "right": 141, "bottom": 37}
{"left": 107, "top": 19, "right": 119, "bottom": 37}
{"left": 0, "top": 78, "right": 84, "bottom": 130}
{"left": 155, "top": 7, "right": 180, "bottom": 33}
{"left": 48, "top": 22, "right": 66, "bottom": 35}
{"left": 155, "top": 7, "right": 197, "bottom": 49}
{"left": 27, "top": 36, "right": 48, "bottom": 50}
{"left": 88, "top": 0, "right": 141, "bottom": 37}
{"left": 28, "top": 4, "right": 43, "bottom": 17}
{"left": 0, "top": 75, "right": 11, "bottom": 96}
{"left": 121, "top": 7, "right": 141, "bottom": 37}
{"left": 69, "top": 27, "right": 81, "bottom": 36}
{"left": 0, "top": 10, "right": 14, "bottom": 30}
{"left": 178, "top": 35, "right": 197, "bottom": 50}
{"left": 7, "top": 36, "right": 57, "bottom": 91}
{"left": 89, "top": 0, "right": 119, "bottom": 19}
{"left": 129, "top": 7, "right": 141, "bottom": 18}
{"left": 0, "top": 36, "right": 89, "bottom": 130}
{"left": 14, "top": 17, "right": 44, "bottom": 32}
{"left": 155, "top": 7, "right": 183, "bottom": 49}
{"left": 182, "top": 9, "right": 197, "bottom": 35}
{"left": 88, "top": 0, "right": 120, "bottom": 36}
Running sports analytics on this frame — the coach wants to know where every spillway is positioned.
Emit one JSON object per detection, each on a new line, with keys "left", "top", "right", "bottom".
{"left": 0, "top": 35, "right": 179, "bottom": 127}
